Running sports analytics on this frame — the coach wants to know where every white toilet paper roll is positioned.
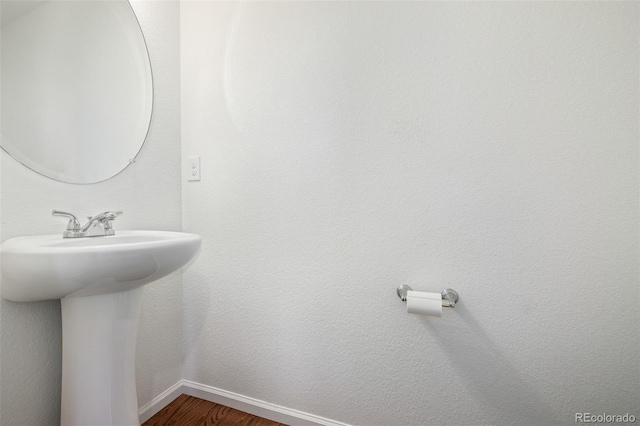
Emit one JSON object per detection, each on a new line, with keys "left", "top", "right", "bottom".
{"left": 406, "top": 290, "right": 442, "bottom": 317}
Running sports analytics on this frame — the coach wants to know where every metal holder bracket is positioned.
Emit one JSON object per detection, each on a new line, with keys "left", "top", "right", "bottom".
{"left": 396, "top": 285, "right": 459, "bottom": 308}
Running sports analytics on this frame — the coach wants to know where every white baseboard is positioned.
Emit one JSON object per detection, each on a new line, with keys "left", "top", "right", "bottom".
{"left": 138, "top": 381, "right": 183, "bottom": 424}
{"left": 138, "top": 379, "right": 351, "bottom": 426}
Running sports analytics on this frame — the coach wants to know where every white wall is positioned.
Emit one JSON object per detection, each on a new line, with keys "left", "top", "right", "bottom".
{"left": 0, "top": 1, "right": 182, "bottom": 424}
{"left": 181, "top": 2, "right": 639, "bottom": 425}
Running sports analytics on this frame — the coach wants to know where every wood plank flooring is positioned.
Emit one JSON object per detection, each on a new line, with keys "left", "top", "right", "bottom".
{"left": 143, "top": 394, "right": 288, "bottom": 426}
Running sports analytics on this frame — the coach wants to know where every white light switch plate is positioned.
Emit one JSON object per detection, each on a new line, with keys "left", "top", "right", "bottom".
{"left": 188, "top": 156, "right": 200, "bottom": 181}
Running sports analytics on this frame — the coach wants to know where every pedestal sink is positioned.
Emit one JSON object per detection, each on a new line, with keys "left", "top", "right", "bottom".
{"left": 0, "top": 230, "right": 202, "bottom": 425}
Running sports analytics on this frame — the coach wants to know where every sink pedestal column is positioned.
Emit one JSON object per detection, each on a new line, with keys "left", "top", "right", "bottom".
{"left": 61, "top": 287, "right": 143, "bottom": 426}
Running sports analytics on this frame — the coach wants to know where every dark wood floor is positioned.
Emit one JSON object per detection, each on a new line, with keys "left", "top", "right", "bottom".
{"left": 143, "top": 394, "right": 288, "bottom": 426}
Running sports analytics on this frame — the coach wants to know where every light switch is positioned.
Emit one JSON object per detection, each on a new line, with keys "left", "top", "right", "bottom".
{"left": 188, "top": 156, "right": 200, "bottom": 181}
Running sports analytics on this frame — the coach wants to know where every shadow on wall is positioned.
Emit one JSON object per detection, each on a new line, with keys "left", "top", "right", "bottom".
{"left": 424, "top": 305, "right": 558, "bottom": 425}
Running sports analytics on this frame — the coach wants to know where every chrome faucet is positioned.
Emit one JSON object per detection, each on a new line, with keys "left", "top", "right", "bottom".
{"left": 52, "top": 210, "right": 122, "bottom": 238}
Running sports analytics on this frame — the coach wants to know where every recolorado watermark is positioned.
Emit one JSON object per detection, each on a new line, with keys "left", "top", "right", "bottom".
{"left": 576, "top": 413, "right": 636, "bottom": 423}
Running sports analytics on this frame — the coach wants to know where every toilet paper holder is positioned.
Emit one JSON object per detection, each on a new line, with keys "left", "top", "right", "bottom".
{"left": 396, "top": 285, "right": 459, "bottom": 308}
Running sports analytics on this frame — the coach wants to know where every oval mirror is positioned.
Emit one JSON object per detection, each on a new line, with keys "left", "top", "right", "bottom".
{"left": 0, "top": 0, "right": 152, "bottom": 184}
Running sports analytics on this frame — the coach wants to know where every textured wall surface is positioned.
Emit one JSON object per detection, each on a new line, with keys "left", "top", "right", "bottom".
{"left": 0, "top": 1, "right": 182, "bottom": 424}
{"left": 181, "top": 2, "right": 639, "bottom": 425}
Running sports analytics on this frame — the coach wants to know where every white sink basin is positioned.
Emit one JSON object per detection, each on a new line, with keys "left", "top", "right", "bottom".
{"left": 0, "top": 230, "right": 201, "bottom": 301}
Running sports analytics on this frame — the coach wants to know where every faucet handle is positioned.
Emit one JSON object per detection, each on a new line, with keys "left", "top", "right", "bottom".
{"left": 52, "top": 210, "right": 80, "bottom": 229}
{"left": 105, "top": 211, "right": 123, "bottom": 220}
{"left": 92, "top": 211, "right": 122, "bottom": 236}
{"left": 100, "top": 211, "right": 122, "bottom": 228}
{"left": 52, "top": 210, "right": 83, "bottom": 237}
{"left": 86, "top": 211, "right": 123, "bottom": 221}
